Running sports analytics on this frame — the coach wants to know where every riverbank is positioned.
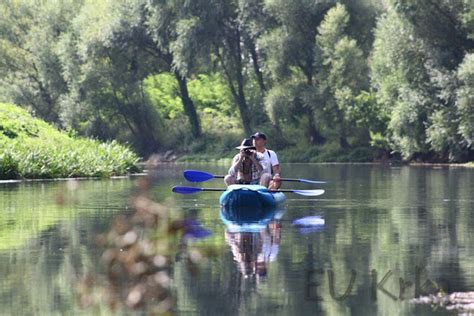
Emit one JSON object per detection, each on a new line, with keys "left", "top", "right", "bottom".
{"left": 162, "top": 143, "right": 380, "bottom": 163}
{"left": 0, "top": 103, "right": 140, "bottom": 179}
{"left": 150, "top": 146, "right": 473, "bottom": 167}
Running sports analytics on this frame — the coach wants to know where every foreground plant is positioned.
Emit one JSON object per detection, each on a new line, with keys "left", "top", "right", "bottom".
{"left": 77, "top": 175, "right": 213, "bottom": 314}
{"left": 0, "top": 103, "right": 140, "bottom": 179}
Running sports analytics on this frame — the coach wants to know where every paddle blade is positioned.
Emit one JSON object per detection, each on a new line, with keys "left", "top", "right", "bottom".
{"left": 293, "top": 216, "right": 325, "bottom": 226}
{"left": 182, "top": 218, "right": 213, "bottom": 240}
{"left": 298, "top": 179, "right": 327, "bottom": 184}
{"left": 184, "top": 170, "right": 215, "bottom": 182}
{"left": 172, "top": 186, "right": 203, "bottom": 194}
{"left": 293, "top": 216, "right": 325, "bottom": 234}
{"left": 292, "top": 189, "right": 325, "bottom": 196}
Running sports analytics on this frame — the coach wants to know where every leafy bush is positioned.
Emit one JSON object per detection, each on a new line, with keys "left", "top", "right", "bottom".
{"left": 0, "top": 103, "right": 140, "bottom": 179}
{"left": 277, "top": 142, "right": 378, "bottom": 163}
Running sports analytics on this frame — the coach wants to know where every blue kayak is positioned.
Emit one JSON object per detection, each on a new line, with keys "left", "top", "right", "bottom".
{"left": 219, "top": 184, "right": 286, "bottom": 209}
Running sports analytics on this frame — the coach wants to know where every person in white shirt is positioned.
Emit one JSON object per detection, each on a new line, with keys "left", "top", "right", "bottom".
{"left": 251, "top": 132, "right": 281, "bottom": 190}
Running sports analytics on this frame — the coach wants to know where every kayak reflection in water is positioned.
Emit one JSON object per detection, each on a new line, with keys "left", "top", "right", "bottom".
{"left": 224, "top": 219, "right": 281, "bottom": 279}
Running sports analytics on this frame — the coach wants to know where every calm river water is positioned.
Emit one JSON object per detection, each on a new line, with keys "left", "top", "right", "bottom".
{"left": 0, "top": 163, "right": 472, "bottom": 315}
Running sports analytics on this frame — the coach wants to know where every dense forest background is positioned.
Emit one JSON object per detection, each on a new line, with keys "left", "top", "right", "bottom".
{"left": 0, "top": 0, "right": 472, "bottom": 162}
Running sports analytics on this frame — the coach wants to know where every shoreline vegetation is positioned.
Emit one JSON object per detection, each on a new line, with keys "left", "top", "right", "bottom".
{"left": 0, "top": 1, "right": 471, "bottom": 170}
{"left": 0, "top": 103, "right": 140, "bottom": 180}
{"left": 149, "top": 151, "right": 474, "bottom": 168}
{"left": 0, "top": 101, "right": 470, "bottom": 182}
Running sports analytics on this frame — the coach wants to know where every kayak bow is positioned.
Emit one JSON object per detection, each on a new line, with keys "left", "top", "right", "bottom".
{"left": 219, "top": 184, "right": 286, "bottom": 209}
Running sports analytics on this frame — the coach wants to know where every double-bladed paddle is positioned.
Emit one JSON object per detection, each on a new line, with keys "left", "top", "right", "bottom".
{"left": 172, "top": 186, "right": 325, "bottom": 197}
{"left": 183, "top": 170, "right": 327, "bottom": 184}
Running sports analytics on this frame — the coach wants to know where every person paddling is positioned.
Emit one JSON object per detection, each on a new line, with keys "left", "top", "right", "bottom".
{"left": 251, "top": 132, "right": 281, "bottom": 190}
{"left": 224, "top": 138, "right": 264, "bottom": 186}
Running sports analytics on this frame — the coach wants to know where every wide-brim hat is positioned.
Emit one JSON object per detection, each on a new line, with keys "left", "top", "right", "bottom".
{"left": 235, "top": 138, "right": 256, "bottom": 150}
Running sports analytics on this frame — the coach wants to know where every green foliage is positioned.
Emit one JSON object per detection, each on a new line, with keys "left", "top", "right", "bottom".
{"left": 370, "top": 9, "right": 431, "bottom": 159}
{"left": 0, "top": 103, "right": 139, "bottom": 179}
{"left": 170, "top": 17, "right": 202, "bottom": 77}
{"left": 59, "top": 0, "right": 163, "bottom": 153}
{"left": 278, "top": 142, "right": 377, "bottom": 163}
{"left": 463, "top": 0, "right": 474, "bottom": 39}
{"left": 313, "top": 3, "right": 370, "bottom": 146}
{"left": 370, "top": 4, "right": 473, "bottom": 161}
{"left": 392, "top": 0, "right": 470, "bottom": 69}
{"left": 259, "top": 28, "right": 293, "bottom": 81}
{"left": 317, "top": 3, "right": 350, "bottom": 60}
{"left": 351, "top": 91, "right": 388, "bottom": 132}
{"left": 0, "top": 0, "right": 472, "bottom": 163}
{"left": 264, "top": 80, "right": 302, "bottom": 125}
{"left": 144, "top": 72, "right": 240, "bottom": 146}
{"left": 0, "top": 1, "right": 80, "bottom": 122}
{"left": 456, "top": 53, "right": 474, "bottom": 149}
{"left": 145, "top": 73, "right": 182, "bottom": 119}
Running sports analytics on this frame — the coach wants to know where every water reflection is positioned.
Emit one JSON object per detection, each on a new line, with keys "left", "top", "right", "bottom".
{"left": 293, "top": 215, "right": 326, "bottom": 234}
{"left": 221, "top": 206, "right": 284, "bottom": 279}
{"left": 0, "top": 164, "right": 472, "bottom": 315}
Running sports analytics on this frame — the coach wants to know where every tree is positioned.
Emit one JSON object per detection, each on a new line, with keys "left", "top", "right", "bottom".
{"left": 169, "top": 0, "right": 256, "bottom": 135}
{"left": 370, "top": 9, "right": 432, "bottom": 159}
{"left": 371, "top": 1, "right": 473, "bottom": 161}
{"left": 59, "top": 0, "right": 161, "bottom": 153}
{"left": 237, "top": 0, "right": 273, "bottom": 95}
{"left": 0, "top": 1, "right": 81, "bottom": 123}
{"left": 455, "top": 53, "right": 474, "bottom": 152}
{"left": 261, "top": 0, "right": 335, "bottom": 144}
{"left": 392, "top": 0, "right": 473, "bottom": 69}
{"left": 147, "top": 0, "right": 202, "bottom": 138}
{"left": 316, "top": 3, "right": 368, "bottom": 148}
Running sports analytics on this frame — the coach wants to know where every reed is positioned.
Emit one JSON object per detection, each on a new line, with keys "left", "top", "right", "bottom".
{"left": 0, "top": 103, "right": 140, "bottom": 179}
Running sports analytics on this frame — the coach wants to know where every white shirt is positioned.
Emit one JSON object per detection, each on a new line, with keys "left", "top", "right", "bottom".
{"left": 259, "top": 149, "right": 279, "bottom": 175}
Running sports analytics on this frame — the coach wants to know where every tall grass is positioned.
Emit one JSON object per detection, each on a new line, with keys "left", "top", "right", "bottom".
{"left": 0, "top": 103, "right": 140, "bottom": 179}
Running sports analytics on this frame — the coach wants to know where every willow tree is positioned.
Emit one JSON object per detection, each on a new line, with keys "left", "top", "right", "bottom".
{"left": 0, "top": 1, "right": 81, "bottom": 123}
{"left": 316, "top": 3, "right": 368, "bottom": 148}
{"left": 59, "top": 1, "right": 162, "bottom": 153}
{"left": 169, "top": 0, "right": 265, "bottom": 135}
{"left": 371, "top": 1, "right": 473, "bottom": 161}
{"left": 146, "top": 0, "right": 202, "bottom": 138}
{"left": 393, "top": 0, "right": 473, "bottom": 161}
{"left": 370, "top": 9, "right": 433, "bottom": 159}
{"left": 260, "top": 0, "right": 335, "bottom": 144}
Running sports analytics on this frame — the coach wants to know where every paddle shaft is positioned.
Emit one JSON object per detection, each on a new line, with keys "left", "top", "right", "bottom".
{"left": 172, "top": 186, "right": 324, "bottom": 196}
{"left": 192, "top": 188, "right": 224, "bottom": 192}
{"left": 207, "top": 175, "right": 310, "bottom": 182}
{"left": 183, "top": 170, "right": 327, "bottom": 184}
{"left": 193, "top": 187, "right": 301, "bottom": 193}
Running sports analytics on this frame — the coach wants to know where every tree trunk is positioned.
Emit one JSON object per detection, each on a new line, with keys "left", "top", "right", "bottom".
{"left": 174, "top": 71, "right": 202, "bottom": 138}
{"left": 339, "top": 118, "right": 350, "bottom": 149}
{"left": 307, "top": 108, "right": 325, "bottom": 145}
{"left": 304, "top": 74, "right": 325, "bottom": 145}
{"left": 221, "top": 62, "right": 252, "bottom": 136}
{"left": 126, "top": 102, "right": 159, "bottom": 154}
{"left": 235, "top": 84, "right": 252, "bottom": 135}
{"left": 234, "top": 28, "right": 252, "bottom": 135}
{"left": 247, "top": 38, "right": 266, "bottom": 94}
{"left": 217, "top": 29, "right": 252, "bottom": 135}
{"left": 339, "top": 136, "right": 350, "bottom": 149}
